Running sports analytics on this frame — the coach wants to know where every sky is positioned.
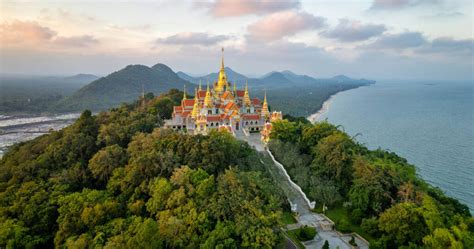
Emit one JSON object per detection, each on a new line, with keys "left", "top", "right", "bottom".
{"left": 0, "top": 0, "right": 472, "bottom": 80}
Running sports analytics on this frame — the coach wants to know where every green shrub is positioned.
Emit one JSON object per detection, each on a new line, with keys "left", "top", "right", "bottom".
{"left": 337, "top": 218, "right": 351, "bottom": 233}
{"left": 296, "top": 226, "right": 317, "bottom": 241}
{"left": 322, "top": 240, "right": 329, "bottom": 249}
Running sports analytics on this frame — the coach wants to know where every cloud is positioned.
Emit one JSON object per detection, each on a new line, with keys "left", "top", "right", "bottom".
{"left": 418, "top": 37, "right": 473, "bottom": 55}
{"left": 370, "top": 0, "right": 440, "bottom": 9}
{"left": 366, "top": 31, "right": 427, "bottom": 49}
{"left": 198, "top": 0, "right": 300, "bottom": 17}
{"left": 0, "top": 19, "right": 100, "bottom": 50}
{"left": 156, "top": 32, "right": 229, "bottom": 46}
{"left": 247, "top": 11, "right": 326, "bottom": 41}
{"left": 0, "top": 20, "right": 56, "bottom": 43}
{"left": 54, "top": 35, "right": 99, "bottom": 47}
{"left": 320, "top": 19, "right": 387, "bottom": 42}
{"left": 362, "top": 31, "right": 472, "bottom": 57}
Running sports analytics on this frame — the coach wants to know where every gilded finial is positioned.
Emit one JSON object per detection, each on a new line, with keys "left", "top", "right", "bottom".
{"left": 221, "top": 47, "right": 224, "bottom": 69}
{"left": 199, "top": 79, "right": 202, "bottom": 91}
{"left": 183, "top": 85, "right": 187, "bottom": 100}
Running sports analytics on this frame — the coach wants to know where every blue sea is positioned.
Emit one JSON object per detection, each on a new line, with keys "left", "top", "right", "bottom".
{"left": 316, "top": 80, "right": 474, "bottom": 211}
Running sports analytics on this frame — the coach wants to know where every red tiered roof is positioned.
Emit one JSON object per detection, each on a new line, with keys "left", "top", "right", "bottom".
{"left": 252, "top": 98, "right": 260, "bottom": 105}
{"left": 221, "top": 91, "right": 235, "bottom": 100}
{"left": 242, "top": 114, "right": 260, "bottom": 120}
{"left": 207, "top": 115, "right": 221, "bottom": 122}
{"left": 182, "top": 99, "right": 195, "bottom": 107}
{"left": 174, "top": 106, "right": 183, "bottom": 112}
{"left": 224, "top": 102, "right": 235, "bottom": 110}
{"left": 236, "top": 90, "right": 245, "bottom": 97}
{"left": 198, "top": 90, "right": 207, "bottom": 98}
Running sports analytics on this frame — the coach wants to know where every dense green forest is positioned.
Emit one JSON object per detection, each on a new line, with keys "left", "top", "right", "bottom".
{"left": 2, "top": 89, "right": 471, "bottom": 248}
{"left": 268, "top": 119, "right": 473, "bottom": 248}
{"left": 0, "top": 90, "right": 287, "bottom": 248}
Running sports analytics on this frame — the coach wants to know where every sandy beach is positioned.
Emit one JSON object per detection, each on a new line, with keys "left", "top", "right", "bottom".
{"left": 307, "top": 93, "right": 338, "bottom": 123}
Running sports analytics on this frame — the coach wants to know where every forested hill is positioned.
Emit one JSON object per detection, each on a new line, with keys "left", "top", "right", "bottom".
{"left": 0, "top": 90, "right": 472, "bottom": 248}
{"left": 54, "top": 63, "right": 194, "bottom": 112}
{"left": 0, "top": 89, "right": 286, "bottom": 248}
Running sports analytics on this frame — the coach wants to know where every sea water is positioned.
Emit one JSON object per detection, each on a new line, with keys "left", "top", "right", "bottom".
{"left": 316, "top": 80, "right": 474, "bottom": 211}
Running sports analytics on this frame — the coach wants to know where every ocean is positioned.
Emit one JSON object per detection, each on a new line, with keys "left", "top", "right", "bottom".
{"left": 314, "top": 80, "right": 474, "bottom": 211}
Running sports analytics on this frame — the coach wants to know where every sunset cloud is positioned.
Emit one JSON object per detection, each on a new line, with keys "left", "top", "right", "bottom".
{"left": 199, "top": 0, "right": 300, "bottom": 17}
{"left": 321, "top": 19, "right": 387, "bottom": 42}
{"left": 247, "top": 11, "right": 326, "bottom": 41}
{"left": 0, "top": 19, "right": 99, "bottom": 49}
{"left": 156, "top": 32, "right": 229, "bottom": 46}
{"left": 0, "top": 20, "right": 56, "bottom": 44}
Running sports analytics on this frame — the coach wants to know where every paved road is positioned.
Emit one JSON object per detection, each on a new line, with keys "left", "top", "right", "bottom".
{"left": 243, "top": 134, "right": 369, "bottom": 249}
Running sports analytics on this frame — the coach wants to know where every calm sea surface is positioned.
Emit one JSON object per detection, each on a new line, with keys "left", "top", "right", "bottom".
{"left": 316, "top": 80, "right": 474, "bottom": 211}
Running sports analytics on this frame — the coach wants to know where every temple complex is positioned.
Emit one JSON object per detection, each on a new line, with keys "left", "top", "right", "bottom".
{"left": 164, "top": 48, "right": 282, "bottom": 142}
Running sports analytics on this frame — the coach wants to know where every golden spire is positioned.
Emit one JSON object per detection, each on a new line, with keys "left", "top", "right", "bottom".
{"left": 233, "top": 81, "right": 236, "bottom": 93}
{"left": 221, "top": 47, "right": 224, "bottom": 70}
{"left": 264, "top": 88, "right": 267, "bottom": 104}
{"left": 215, "top": 47, "right": 227, "bottom": 93}
{"left": 243, "top": 80, "right": 251, "bottom": 106}
{"left": 204, "top": 80, "right": 213, "bottom": 108}
{"left": 183, "top": 85, "right": 187, "bottom": 100}
{"left": 199, "top": 80, "right": 202, "bottom": 91}
{"left": 261, "top": 88, "right": 270, "bottom": 118}
{"left": 192, "top": 88, "right": 200, "bottom": 118}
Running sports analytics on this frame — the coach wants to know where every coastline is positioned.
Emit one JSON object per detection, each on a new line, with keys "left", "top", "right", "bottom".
{"left": 306, "top": 84, "right": 374, "bottom": 123}
{"left": 306, "top": 93, "right": 337, "bottom": 123}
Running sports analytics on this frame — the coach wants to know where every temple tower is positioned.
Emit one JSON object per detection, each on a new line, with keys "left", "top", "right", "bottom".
{"left": 215, "top": 48, "right": 228, "bottom": 93}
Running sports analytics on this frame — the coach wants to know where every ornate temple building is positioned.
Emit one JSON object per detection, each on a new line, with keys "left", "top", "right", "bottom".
{"left": 164, "top": 49, "right": 282, "bottom": 141}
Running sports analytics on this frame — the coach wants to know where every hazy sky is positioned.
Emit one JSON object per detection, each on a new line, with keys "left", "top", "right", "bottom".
{"left": 1, "top": 0, "right": 472, "bottom": 80}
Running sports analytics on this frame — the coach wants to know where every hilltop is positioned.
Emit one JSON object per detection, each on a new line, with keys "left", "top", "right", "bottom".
{"left": 53, "top": 63, "right": 194, "bottom": 112}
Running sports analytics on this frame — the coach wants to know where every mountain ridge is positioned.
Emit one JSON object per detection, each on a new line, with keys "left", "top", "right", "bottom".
{"left": 54, "top": 63, "right": 194, "bottom": 112}
{"left": 177, "top": 67, "right": 375, "bottom": 88}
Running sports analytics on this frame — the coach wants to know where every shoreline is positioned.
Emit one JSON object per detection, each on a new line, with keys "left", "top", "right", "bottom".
{"left": 306, "top": 84, "right": 374, "bottom": 123}
{"left": 306, "top": 93, "right": 337, "bottom": 123}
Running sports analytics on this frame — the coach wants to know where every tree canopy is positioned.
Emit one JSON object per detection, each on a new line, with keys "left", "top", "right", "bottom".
{"left": 0, "top": 90, "right": 286, "bottom": 248}
{"left": 268, "top": 119, "right": 473, "bottom": 248}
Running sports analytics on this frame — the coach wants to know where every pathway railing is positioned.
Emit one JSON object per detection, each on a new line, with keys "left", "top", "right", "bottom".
{"left": 266, "top": 148, "right": 316, "bottom": 209}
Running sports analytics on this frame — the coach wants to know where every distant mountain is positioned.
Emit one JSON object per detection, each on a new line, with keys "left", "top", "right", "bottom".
{"left": 177, "top": 68, "right": 374, "bottom": 89}
{"left": 176, "top": 72, "right": 197, "bottom": 83}
{"left": 55, "top": 63, "right": 193, "bottom": 111}
{"left": 179, "top": 67, "right": 250, "bottom": 86}
{"left": 260, "top": 72, "right": 293, "bottom": 85}
{"left": 64, "top": 74, "right": 99, "bottom": 84}
{"left": 331, "top": 75, "right": 352, "bottom": 82}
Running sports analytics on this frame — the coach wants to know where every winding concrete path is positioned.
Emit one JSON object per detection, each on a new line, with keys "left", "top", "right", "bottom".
{"left": 242, "top": 134, "right": 369, "bottom": 249}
